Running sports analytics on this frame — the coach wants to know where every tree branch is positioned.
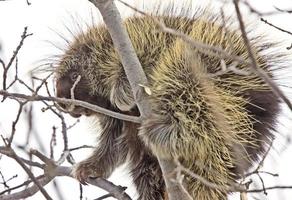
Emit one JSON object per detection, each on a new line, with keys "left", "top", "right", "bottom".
{"left": 0, "top": 147, "right": 132, "bottom": 200}
{"left": 0, "top": 90, "right": 141, "bottom": 123}
{"left": 88, "top": 0, "right": 191, "bottom": 199}
{"left": 233, "top": 0, "right": 292, "bottom": 111}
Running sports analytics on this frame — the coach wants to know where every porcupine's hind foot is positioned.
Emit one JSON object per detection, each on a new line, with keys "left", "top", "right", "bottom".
{"left": 129, "top": 153, "right": 165, "bottom": 200}
{"left": 72, "top": 156, "right": 105, "bottom": 185}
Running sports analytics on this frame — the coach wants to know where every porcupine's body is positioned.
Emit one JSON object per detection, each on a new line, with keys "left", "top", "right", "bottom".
{"left": 55, "top": 9, "right": 283, "bottom": 200}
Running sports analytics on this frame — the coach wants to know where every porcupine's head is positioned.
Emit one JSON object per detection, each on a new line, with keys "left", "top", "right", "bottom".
{"left": 53, "top": 13, "right": 196, "bottom": 117}
{"left": 54, "top": 24, "right": 119, "bottom": 118}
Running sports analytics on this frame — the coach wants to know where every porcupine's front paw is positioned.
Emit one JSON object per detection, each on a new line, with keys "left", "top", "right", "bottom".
{"left": 72, "top": 159, "right": 102, "bottom": 185}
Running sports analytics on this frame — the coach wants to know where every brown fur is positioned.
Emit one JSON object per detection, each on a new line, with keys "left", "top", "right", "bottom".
{"left": 57, "top": 74, "right": 165, "bottom": 200}
{"left": 54, "top": 10, "right": 284, "bottom": 200}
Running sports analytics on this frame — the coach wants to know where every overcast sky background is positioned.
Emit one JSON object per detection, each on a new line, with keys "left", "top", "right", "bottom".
{"left": 1, "top": 0, "right": 292, "bottom": 199}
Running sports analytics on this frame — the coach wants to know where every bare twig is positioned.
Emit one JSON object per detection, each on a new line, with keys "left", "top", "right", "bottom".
{"left": 244, "top": 141, "right": 274, "bottom": 179}
{"left": 286, "top": 43, "right": 292, "bottom": 50}
{"left": 0, "top": 166, "right": 132, "bottom": 200}
{"left": 8, "top": 102, "right": 26, "bottom": 146}
{"left": 49, "top": 126, "right": 57, "bottom": 159}
{"left": 171, "top": 163, "right": 192, "bottom": 200}
{"left": 0, "top": 147, "right": 132, "bottom": 200}
{"left": 34, "top": 72, "right": 54, "bottom": 94}
{"left": 243, "top": 1, "right": 292, "bottom": 16}
{"left": 0, "top": 171, "right": 17, "bottom": 191}
{"left": 261, "top": 18, "right": 292, "bottom": 36}
{"left": 95, "top": 186, "right": 127, "bottom": 200}
{"left": 247, "top": 185, "right": 292, "bottom": 193}
{"left": 67, "top": 119, "right": 80, "bottom": 130}
{"left": 174, "top": 159, "right": 246, "bottom": 193}
{"left": 68, "top": 145, "right": 94, "bottom": 152}
{"left": 211, "top": 60, "right": 250, "bottom": 77}
{"left": 2, "top": 27, "right": 32, "bottom": 91}
{"left": 274, "top": 7, "right": 292, "bottom": 14}
{"left": 0, "top": 146, "right": 53, "bottom": 200}
{"left": 0, "top": 175, "right": 45, "bottom": 196}
{"left": 68, "top": 75, "right": 81, "bottom": 112}
{"left": 6, "top": 57, "right": 18, "bottom": 90}
{"left": 233, "top": 0, "right": 292, "bottom": 111}
{"left": 0, "top": 90, "right": 141, "bottom": 123}
{"left": 256, "top": 173, "right": 267, "bottom": 195}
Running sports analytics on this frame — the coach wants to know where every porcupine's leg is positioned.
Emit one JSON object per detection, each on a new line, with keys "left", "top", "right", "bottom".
{"left": 128, "top": 152, "right": 165, "bottom": 200}
{"left": 73, "top": 116, "right": 128, "bottom": 184}
{"left": 111, "top": 119, "right": 167, "bottom": 200}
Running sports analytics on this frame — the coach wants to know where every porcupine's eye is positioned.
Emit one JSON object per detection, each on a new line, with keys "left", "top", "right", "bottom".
{"left": 70, "top": 71, "right": 79, "bottom": 82}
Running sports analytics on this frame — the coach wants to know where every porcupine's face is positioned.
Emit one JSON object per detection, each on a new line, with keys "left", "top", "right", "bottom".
{"left": 55, "top": 50, "right": 110, "bottom": 118}
{"left": 55, "top": 70, "right": 91, "bottom": 118}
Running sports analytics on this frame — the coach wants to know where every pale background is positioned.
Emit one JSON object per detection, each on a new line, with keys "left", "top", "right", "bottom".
{"left": 0, "top": 0, "right": 292, "bottom": 199}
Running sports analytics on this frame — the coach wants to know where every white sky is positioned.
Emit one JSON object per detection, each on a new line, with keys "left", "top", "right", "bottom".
{"left": 1, "top": 0, "right": 292, "bottom": 199}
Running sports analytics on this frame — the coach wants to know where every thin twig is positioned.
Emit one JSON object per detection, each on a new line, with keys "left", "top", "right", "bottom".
{"left": 8, "top": 103, "right": 26, "bottom": 146}
{"left": 174, "top": 159, "right": 246, "bottom": 193}
{"left": 0, "top": 90, "right": 141, "bottom": 123}
{"left": 243, "top": 1, "right": 292, "bottom": 16}
{"left": 0, "top": 175, "right": 45, "bottom": 196}
{"left": 233, "top": 0, "right": 292, "bottom": 111}
{"left": 261, "top": 18, "right": 292, "bottom": 36}
{"left": 274, "top": 7, "right": 292, "bottom": 14}
{"left": 68, "top": 75, "right": 81, "bottom": 112}
{"left": 2, "top": 27, "right": 32, "bottom": 91}
{"left": 0, "top": 146, "right": 53, "bottom": 200}
{"left": 49, "top": 126, "right": 57, "bottom": 159}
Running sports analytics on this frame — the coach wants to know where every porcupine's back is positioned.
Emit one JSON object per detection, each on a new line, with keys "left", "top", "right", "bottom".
{"left": 120, "top": 13, "right": 280, "bottom": 163}
{"left": 137, "top": 14, "right": 281, "bottom": 199}
{"left": 127, "top": 13, "right": 281, "bottom": 198}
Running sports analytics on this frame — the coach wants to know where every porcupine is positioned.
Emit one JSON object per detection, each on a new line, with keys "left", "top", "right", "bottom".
{"left": 54, "top": 6, "right": 285, "bottom": 200}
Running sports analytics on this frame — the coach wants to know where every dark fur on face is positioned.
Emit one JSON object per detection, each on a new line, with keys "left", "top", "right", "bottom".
{"left": 56, "top": 70, "right": 111, "bottom": 117}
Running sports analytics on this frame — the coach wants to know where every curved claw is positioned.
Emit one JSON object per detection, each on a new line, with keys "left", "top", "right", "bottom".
{"left": 72, "top": 161, "right": 101, "bottom": 185}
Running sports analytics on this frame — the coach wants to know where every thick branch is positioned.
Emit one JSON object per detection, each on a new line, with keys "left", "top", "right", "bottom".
{"left": 0, "top": 166, "right": 131, "bottom": 200}
{"left": 89, "top": 0, "right": 150, "bottom": 117}
{"left": 88, "top": 0, "right": 191, "bottom": 199}
{"left": 0, "top": 148, "right": 132, "bottom": 200}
